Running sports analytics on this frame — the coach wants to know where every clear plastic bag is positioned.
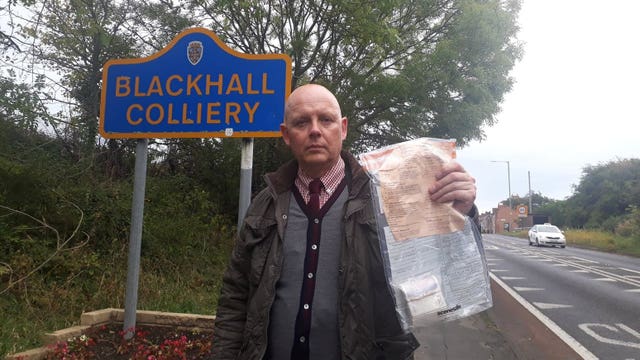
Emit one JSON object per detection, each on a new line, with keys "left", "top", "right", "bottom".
{"left": 359, "top": 138, "right": 492, "bottom": 329}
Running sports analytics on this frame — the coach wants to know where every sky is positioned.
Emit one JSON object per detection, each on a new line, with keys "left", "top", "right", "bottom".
{"left": 456, "top": 0, "right": 640, "bottom": 214}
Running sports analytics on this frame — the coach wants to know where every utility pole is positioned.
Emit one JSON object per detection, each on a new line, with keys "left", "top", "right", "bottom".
{"left": 528, "top": 171, "right": 532, "bottom": 213}
{"left": 491, "top": 160, "right": 512, "bottom": 209}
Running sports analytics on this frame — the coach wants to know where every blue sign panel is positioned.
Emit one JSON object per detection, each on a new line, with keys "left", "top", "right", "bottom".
{"left": 100, "top": 28, "right": 291, "bottom": 139}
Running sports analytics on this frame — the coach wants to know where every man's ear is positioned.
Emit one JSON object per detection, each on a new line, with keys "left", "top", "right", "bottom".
{"left": 280, "top": 123, "right": 290, "bottom": 145}
{"left": 341, "top": 117, "right": 348, "bottom": 140}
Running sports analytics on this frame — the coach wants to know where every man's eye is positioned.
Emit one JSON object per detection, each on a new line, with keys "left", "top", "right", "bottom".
{"left": 293, "top": 120, "right": 307, "bottom": 127}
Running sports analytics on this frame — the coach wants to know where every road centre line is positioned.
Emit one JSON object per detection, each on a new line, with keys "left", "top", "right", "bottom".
{"left": 621, "top": 267, "right": 640, "bottom": 275}
{"left": 571, "top": 256, "right": 600, "bottom": 264}
{"left": 486, "top": 240, "right": 640, "bottom": 288}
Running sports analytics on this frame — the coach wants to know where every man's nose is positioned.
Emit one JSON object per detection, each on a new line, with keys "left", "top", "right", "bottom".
{"left": 309, "top": 118, "right": 322, "bottom": 135}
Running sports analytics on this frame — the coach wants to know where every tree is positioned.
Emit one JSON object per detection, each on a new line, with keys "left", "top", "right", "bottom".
{"left": 0, "top": 1, "right": 22, "bottom": 51}
{"left": 533, "top": 159, "right": 640, "bottom": 230}
{"left": 567, "top": 159, "right": 640, "bottom": 229}
{"left": 19, "top": 0, "right": 138, "bottom": 156}
{"left": 536, "top": 200, "right": 568, "bottom": 227}
{"left": 499, "top": 191, "right": 556, "bottom": 211}
{"left": 6, "top": 0, "right": 523, "bottom": 210}
{"left": 191, "top": 0, "right": 522, "bottom": 151}
{"left": 0, "top": 76, "right": 51, "bottom": 132}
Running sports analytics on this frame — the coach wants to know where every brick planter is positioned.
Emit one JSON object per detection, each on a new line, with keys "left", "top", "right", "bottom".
{"left": 6, "top": 308, "right": 216, "bottom": 360}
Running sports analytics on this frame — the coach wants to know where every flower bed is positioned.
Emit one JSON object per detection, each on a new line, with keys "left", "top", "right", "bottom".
{"left": 7, "top": 309, "right": 215, "bottom": 360}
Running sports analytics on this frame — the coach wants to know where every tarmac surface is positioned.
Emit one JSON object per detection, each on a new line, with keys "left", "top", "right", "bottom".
{"left": 413, "top": 278, "right": 584, "bottom": 359}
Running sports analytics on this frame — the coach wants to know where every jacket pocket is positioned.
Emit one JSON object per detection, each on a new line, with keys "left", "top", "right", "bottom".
{"left": 243, "top": 215, "right": 278, "bottom": 287}
{"left": 244, "top": 216, "right": 277, "bottom": 242}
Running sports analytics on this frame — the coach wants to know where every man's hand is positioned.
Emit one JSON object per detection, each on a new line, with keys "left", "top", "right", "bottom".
{"left": 429, "top": 161, "right": 477, "bottom": 215}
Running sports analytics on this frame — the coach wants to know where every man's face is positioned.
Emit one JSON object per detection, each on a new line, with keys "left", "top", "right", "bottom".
{"left": 281, "top": 85, "right": 348, "bottom": 178}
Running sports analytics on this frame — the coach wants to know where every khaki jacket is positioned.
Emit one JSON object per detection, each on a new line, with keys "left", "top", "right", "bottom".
{"left": 212, "top": 151, "right": 419, "bottom": 359}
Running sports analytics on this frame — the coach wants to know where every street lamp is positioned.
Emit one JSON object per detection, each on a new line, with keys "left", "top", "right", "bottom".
{"left": 491, "top": 160, "right": 511, "bottom": 209}
{"left": 528, "top": 171, "right": 532, "bottom": 213}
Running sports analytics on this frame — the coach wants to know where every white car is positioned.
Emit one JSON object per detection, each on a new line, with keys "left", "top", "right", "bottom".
{"left": 528, "top": 224, "right": 566, "bottom": 248}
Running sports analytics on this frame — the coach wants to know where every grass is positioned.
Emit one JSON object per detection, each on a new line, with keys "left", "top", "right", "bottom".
{"left": 506, "top": 228, "right": 640, "bottom": 257}
{"left": 1, "top": 236, "right": 233, "bottom": 358}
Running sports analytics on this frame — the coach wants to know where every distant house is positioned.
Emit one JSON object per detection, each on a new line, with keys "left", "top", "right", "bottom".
{"left": 486, "top": 203, "right": 551, "bottom": 234}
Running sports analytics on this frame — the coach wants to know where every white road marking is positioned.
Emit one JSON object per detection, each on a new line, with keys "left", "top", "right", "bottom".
{"left": 487, "top": 239, "right": 640, "bottom": 287}
{"left": 619, "top": 323, "right": 640, "bottom": 339}
{"left": 579, "top": 323, "right": 640, "bottom": 350}
{"left": 501, "top": 276, "right": 525, "bottom": 280}
{"left": 490, "top": 269, "right": 508, "bottom": 272}
{"left": 533, "top": 302, "right": 573, "bottom": 310}
{"left": 490, "top": 274, "right": 597, "bottom": 360}
{"left": 552, "top": 263, "right": 570, "bottom": 267}
{"left": 571, "top": 256, "right": 599, "bottom": 264}
{"left": 624, "top": 288, "right": 640, "bottom": 292}
{"left": 513, "top": 287, "right": 544, "bottom": 292}
{"left": 594, "top": 277, "right": 617, "bottom": 282}
{"left": 621, "top": 267, "right": 640, "bottom": 275}
{"left": 571, "top": 270, "right": 589, "bottom": 273}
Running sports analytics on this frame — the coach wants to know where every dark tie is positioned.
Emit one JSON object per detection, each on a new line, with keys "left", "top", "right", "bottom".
{"left": 308, "top": 179, "right": 322, "bottom": 212}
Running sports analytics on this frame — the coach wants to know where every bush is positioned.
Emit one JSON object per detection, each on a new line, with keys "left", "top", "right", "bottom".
{"left": 615, "top": 205, "right": 640, "bottom": 240}
{"left": 0, "top": 124, "right": 236, "bottom": 356}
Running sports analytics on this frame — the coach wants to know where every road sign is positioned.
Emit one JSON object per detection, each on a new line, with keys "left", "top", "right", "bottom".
{"left": 517, "top": 204, "right": 528, "bottom": 218}
{"left": 100, "top": 27, "right": 291, "bottom": 139}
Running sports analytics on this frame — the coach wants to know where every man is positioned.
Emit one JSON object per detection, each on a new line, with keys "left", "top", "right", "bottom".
{"left": 212, "top": 84, "right": 478, "bottom": 359}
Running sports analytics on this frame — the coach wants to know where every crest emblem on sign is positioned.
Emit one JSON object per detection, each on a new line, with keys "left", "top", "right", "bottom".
{"left": 187, "top": 41, "right": 203, "bottom": 65}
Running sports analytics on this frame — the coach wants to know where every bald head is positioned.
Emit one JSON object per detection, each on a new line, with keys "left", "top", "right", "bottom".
{"left": 284, "top": 84, "right": 342, "bottom": 125}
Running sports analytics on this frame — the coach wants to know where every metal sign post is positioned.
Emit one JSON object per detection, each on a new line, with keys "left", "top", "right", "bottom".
{"left": 123, "top": 138, "right": 148, "bottom": 339}
{"left": 238, "top": 138, "right": 254, "bottom": 230}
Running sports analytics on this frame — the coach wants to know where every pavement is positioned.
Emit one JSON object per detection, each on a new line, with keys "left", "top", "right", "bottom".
{"left": 413, "top": 278, "right": 584, "bottom": 359}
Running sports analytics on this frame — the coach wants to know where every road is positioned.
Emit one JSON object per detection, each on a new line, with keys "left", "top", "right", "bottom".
{"left": 484, "top": 234, "right": 640, "bottom": 360}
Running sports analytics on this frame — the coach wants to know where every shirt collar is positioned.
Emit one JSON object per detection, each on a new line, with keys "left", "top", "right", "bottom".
{"left": 296, "top": 157, "right": 345, "bottom": 196}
